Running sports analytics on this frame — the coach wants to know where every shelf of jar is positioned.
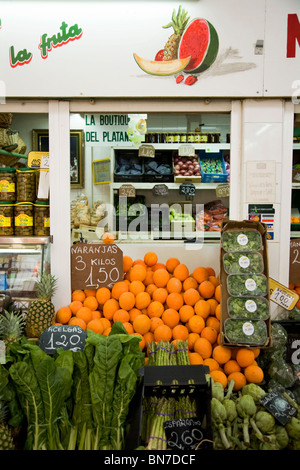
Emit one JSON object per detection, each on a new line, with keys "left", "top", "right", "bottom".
{"left": 112, "top": 182, "right": 226, "bottom": 190}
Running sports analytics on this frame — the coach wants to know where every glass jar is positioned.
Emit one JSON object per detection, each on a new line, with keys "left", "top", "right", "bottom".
{"left": 0, "top": 168, "right": 16, "bottom": 201}
{"left": 16, "top": 168, "right": 36, "bottom": 202}
{"left": 14, "top": 202, "right": 34, "bottom": 236}
{"left": 187, "top": 133, "right": 195, "bottom": 143}
{"left": 0, "top": 201, "right": 14, "bottom": 235}
{"left": 34, "top": 200, "right": 50, "bottom": 236}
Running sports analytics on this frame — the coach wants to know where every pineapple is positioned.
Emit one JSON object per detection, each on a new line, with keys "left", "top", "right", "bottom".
{"left": 162, "top": 5, "right": 190, "bottom": 60}
{"left": 0, "top": 309, "right": 25, "bottom": 345}
{"left": 0, "top": 402, "right": 14, "bottom": 450}
{"left": 25, "top": 273, "right": 58, "bottom": 338}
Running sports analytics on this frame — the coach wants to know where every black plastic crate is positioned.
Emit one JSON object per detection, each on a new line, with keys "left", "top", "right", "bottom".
{"left": 125, "top": 365, "right": 212, "bottom": 450}
{"left": 114, "top": 151, "right": 144, "bottom": 182}
{"left": 143, "top": 153, "right": 173, "bottom": 182}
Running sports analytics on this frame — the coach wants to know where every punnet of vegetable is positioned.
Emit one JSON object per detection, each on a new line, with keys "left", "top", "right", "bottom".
{"left": 223, "top": 251, "right": 264, "bottom": 274}
{"left": 224, "top": 319, "right": 268, "bottom": 345}
{"left": 227, "top": 273, "right": 268, "bottom": 297}
{"left": 227, "top": 296, "right": 270, "bottom": 320}
{"left": 221, "top": 229, "right": 262, "bottom": 252}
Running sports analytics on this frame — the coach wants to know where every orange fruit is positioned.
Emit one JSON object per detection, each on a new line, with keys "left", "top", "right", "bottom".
{"left": 206, "top": 267, "right": 216, "bottom": 276}
{"left": 146, "top": 283, "right": 157, "bottom": 296}
{"left": 68, "top": 316, "right": 86, "bottom": 330}
{"left": 129, "top": 264, "right": 147, "bottom": 282}
{"left": 199, "top": 280, "right": 215, "bottom": 299}
{"left": 86, "top": 318, "right": 104, "bottom": 334}
{"left": 153, "top": 268, "right": 170, "bottom": 288}
{"left": 56, "top": 306, "right": 72, "bottom": 324}
{"left": 194, "top": 337, "right": 212, "bottom": 359}
{"left": 200, "top": 326, "right": 218, "bottom": 344}
{"left": 92, "top": 310, "right": 101, "bottom": 319}
{"left": 133, "top": 314, "right": 151, "bottom": 335}
{"left": 183, "top": 276, "right": 198, "bottom": 291}
{"left": 166, "top": 292, "right": 184, "bottom": 310}
{"left": 113, "top": 309, "right": 130, "bottom": 323}
{"left": 144, "top": 331, "right": 154, "bottom": 347}
{"left": 96, "top": 287, "right": 111, "bottom": 305}
{"left": 135, "top": 291, "right": 151, "bottom": 310}
{"left": 236, "top": 348, "right": 255, "bottom": 368}
{"left": 223, "top": 359, "right": 241, "bottom": 376}
{"left": 192, "top": 267, "right": 209, "bottom": 284}
{"left": 194, "top": 299, "right": 211, "bottom": 319}
{"left": 152, "top": 263, "right": 167, "bottom": 272}
{"left": 179, "top": 304, "right": 194, "bottom": 323}
{"left": 209, "top": 276, "right": 220, "bottom": 287}
{"left": 102, "top": 232, "right": 115, "bottom": 244}
{"left": 166, "top": 257, "right": 180, "bottom": 273}
{"left": 147, "top": 300, "right": 164, "bottom": 318}
{"left": 244, "top": 365, "right": 264, "bottom": 384}
{"left": 102, "top": 298, "right": 119, "bottom": 320}
{"left": 206, "top": 316, "right": 220, "bottom": 333}
{"left": 252, "top": 348, "right": 261, "bottom": 358}
{"left": 103, "top": 327, "right": 112, "bottom": 336}
{"left": 227, "top": 371, "right": 247, "bottom": 391}
{"left": 83, "top": 295, "right": 99, "bottom": 311}
{"left": 69, "top": 300, "right": 83, "bottom": 316}
{"left": 206, "top": 298, "right": 219, "bottom": 315}
{"left": 123, "top": 321, "right": 134, "bottom": 334}
{"left": 215, "top": 304, "right": 221, "bottom": 320}
{"left": 210, "top": 370, "right": 228, "bottom": 389}
{"left": 150, "top": 316, "right": 164, "bottom": 333}
{"left": 133, "top": 332, "right": 146, "bottom": 350}
{"left": 129, "top": 280, "right": 145, "bottom": 296}
{"left": 72, "top": 290, "right": 86, "bottom": 302}
{"left": 84, "top": 289, "right": 97, "bottom": 297}
{"left": 144, "top": 251, "right": 158, "bottom": 267}
{"left": 144, "top": 270, "right": 154, "bottom": 286}
{"left": 76, "top": 306, "right": 93, "bottom": 324}
{"left": 153, "top": 324, "right": 172, "bottom": 342}
{"left": 172, "top": 324, "right": 189, "bottom": 341}
{"left": 214, "top": 285, "right": 221, "bottom": 303}
{"left": 188, "top": 315, "right": 205, "bottom": 334}
{"left": 167, "top": 277, "right": 182, "bottom": 293}
{"left": 123, "top": 255, "right": 133, "bottom": 273}
{"left": 173, "top": 263, "right": 189, "bottom": 281}
{"left": 119, "top": 291, "right": 135, "bottom": 311}
{"left": 100, "top": 317, "right": 111, "bottom": 331}
{"left": 188, "top": 352, "right": 204, "bottom": 365}
{"left": 183, "top": 288, "right": 201, "bottom": 306}
{"left": 203, "top": 358, "right": 220, "bottom": 372}
{"left": 212, "top": 345, "right": 232, "bottom": 364}
{"left": 132, "top": 259, "right": 146, "bottom": 267}
{"left": 162, "top": 308, "right": 180, "bottom": 328}
{"left": 111, "top": 281, "right": 129, "bottom": 300}
{"left": 129, "top": 308, "right": 142, "bottom": 322}
{"left": 152, "top": 287, "right": 168, "bottom": 304}
{"left": 188, "top": 332, "right": 200, "bottom": 351}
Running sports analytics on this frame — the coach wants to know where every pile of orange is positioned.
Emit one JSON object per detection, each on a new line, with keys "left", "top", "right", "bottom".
{"left": 54, "top": 251, "right": 264, "bottom": 389}
{"left": 288, "top": 281, "right": 300, "bottom": 309}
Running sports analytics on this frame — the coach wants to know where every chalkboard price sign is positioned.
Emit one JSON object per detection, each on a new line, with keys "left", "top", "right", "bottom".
{"left": 40, "top": 325, "right": 87, "bottom": 354}
{"left": 71, "top": 243, "right": 123, "bottom": 290}
{"left": 163, "top": 418, "right": 204, "bottom": 450}
{"left": 179, "top": 183, "right": 196, "bottom": 197}
{"left": 260, "top": 390, "right": 297, "bottom": 425}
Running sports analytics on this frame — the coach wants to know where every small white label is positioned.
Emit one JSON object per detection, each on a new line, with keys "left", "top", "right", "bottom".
{"left": 242, "top": 322, "right": 255, "bottom": 336}
{"left": 245, "top": 299, "right": 257, "bottom": 312}
{"left": 245, "top": 278, "right": 257, "bottom": 291}
{"left": 239, "top": 255, "right": 250, "bottom": 269}
{"left": 237, "top": 233, "right": 248, "bottom": 246}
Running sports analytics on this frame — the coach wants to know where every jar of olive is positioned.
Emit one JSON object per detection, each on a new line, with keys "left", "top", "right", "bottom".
{"left": 34, "top": 200, "right": 50, "bottom": 236}
{"left": 0, "top": 168, "right": 16, "bottom": 201}
{"left": 16, "top": 168, "right": 36, "bottom": 202}
{"left": 14, "top": 202, "right": 34, "bottom": 236}
{"left": 0, "top": 201, "right": 14, "bottom": 235}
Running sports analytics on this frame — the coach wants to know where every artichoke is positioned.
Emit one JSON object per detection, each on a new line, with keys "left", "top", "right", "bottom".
{"left": 236, "top": 394, "right": 257, "bottom": 446}
{"left": 255, "top": 410, "right": 275, "bottom": 434}
{"left": 286, "top": 416, "right": 300, "bottom": 440}
{"left": 274, "top": 424, "right": 289, "bottom": 450}
{"left": 242, "top": 383, "right": 266, "bottom": 404}
{"left": 211, "top": 397, "right": 231, "bottom": 449}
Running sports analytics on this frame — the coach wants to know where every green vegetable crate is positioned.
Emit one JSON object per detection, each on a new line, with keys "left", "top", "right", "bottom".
{"left": 219, "top": 220, "right": 272, "bottom": 349}
{"left": 125, "top": 365, "right": 213, "bottom": 450}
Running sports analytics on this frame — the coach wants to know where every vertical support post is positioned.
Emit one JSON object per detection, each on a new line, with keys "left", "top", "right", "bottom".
{"left": 48, "top": 100, "right": 71, "bottom": 310}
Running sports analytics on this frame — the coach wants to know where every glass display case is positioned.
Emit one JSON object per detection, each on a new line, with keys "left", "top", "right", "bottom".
{"left": 0, "top": 236, "right": 51, "bottom": 308}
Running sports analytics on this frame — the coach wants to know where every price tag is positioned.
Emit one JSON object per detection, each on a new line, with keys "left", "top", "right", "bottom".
{"left": 163, "top": 418, "right": 204, "bottom": 450}
{"left": 119, "top": 184, "right": 136, "bottom": 197}
{"left": 260, "top": 390, "right": 297, "bottom": 425}
{"left": 178, "top": 145, "right": 195, "bottom": 157}
{"left": 39, "top": 325, "right": 87, "bottom": 354}
{"left": 152, "top": 184, "right": 168, "bottom": 196}
{"left": 179, "top": 183, "right": 196, "bottom": 197}
{"left": 269, "top": 278, "right": 299, "bottom": 310}
{"left": 216, "top": 183, "right": 230, "bottom": 198}
{"left": 138, "top": 144, "right": 155, "bottom": 158}
{"left": 289, "top": 238, "right": 300, "bottom": 284}
{"left": 27, "top": 151, "right": 49, "bottom": 169}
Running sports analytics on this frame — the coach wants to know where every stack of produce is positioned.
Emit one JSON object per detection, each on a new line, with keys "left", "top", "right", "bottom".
{"left": 54, "top": 251, "right": 265, "bottom": 391}
{"left": 0, "top": 322, "right": 144, "bottom": 450}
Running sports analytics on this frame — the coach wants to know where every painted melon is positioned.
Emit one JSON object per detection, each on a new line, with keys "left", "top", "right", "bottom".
{"left": 133, "top": 53, "right": 191, "bottom": 76}
{"left": 178, "top": 18, "right": 219, "bottom": 73}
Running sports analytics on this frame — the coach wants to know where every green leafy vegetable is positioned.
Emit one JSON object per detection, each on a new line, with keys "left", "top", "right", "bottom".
{"left": 228, "top": 296, "right": 270, "bottom": 320}
{"left": 224, "top": 319, "right": 268, "bottom": 345}
{"left": 222, "top": 230, "right": 262, "bottom": 252}
{"left": 223, "top": 251, "right": 264, "bottom": 274}
{"left": 227, "top": 274, "right": 268, "bottom": 297}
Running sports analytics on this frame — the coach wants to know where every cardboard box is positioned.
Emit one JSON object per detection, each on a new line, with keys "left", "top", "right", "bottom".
{"left": 219, "top": 219, "right": 271, "bottom": 348}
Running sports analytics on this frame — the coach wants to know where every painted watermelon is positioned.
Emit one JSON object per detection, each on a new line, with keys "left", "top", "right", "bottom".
{"left": 178, "top": 18, "right": 219, "bottom": 73}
